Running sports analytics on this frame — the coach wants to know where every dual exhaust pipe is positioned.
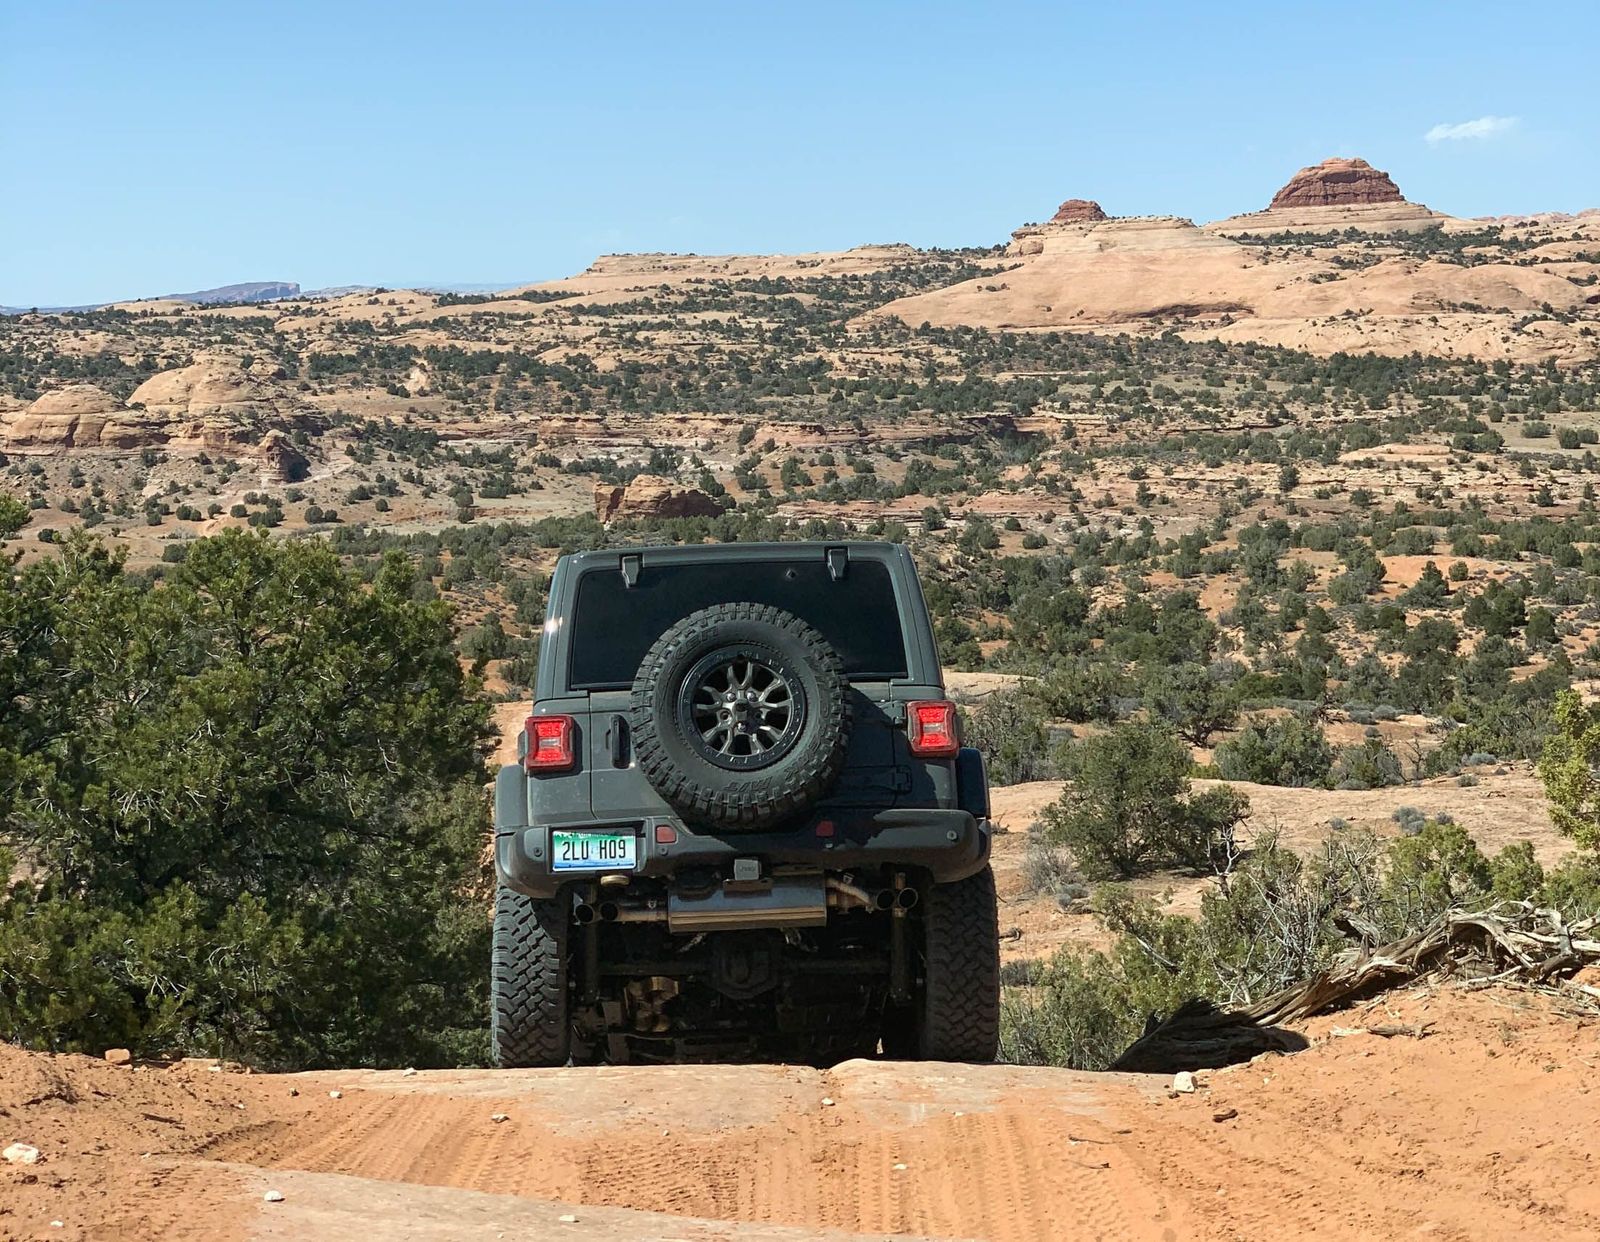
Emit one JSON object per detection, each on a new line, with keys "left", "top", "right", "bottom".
{"left": 574, "top": 899, "right": 663, "bottom": 925}
{"left": 826, "top": 877, "right": 918, "bottom": 913}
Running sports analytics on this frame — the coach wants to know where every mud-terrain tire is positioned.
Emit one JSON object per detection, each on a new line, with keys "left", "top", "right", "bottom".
{"left": 917, "top": 865, "right": 1000, "bottom": 1062}
{"left": 630, "top": 603, "right": 851, "bottom": 830}
{"left": 491, "top": 885, "right": 570, "bottom": 1068}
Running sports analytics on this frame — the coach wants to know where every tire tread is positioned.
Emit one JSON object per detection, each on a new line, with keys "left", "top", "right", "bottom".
{"left": 918, "top": 865, "right": 1000, "bottom": 1062}
{"left": 491, "top": 885, "right": 569, "bottom": 1068}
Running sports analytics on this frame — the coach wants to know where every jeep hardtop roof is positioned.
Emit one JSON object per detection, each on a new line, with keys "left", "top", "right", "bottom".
{"left": 538, "top": 541, "right": 942, "bottom": 699}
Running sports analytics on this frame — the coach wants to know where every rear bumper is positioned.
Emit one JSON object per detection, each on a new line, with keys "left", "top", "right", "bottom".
{"left": 495, "top": 768, "right": 990, "bottom": 901}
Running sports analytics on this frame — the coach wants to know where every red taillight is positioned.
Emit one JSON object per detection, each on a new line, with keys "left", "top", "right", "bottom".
{"left": 907, "top": 700, "right": 959, "bottom": 758}
{"left": 525, "top": 715, "right": 576, "bottom": 772}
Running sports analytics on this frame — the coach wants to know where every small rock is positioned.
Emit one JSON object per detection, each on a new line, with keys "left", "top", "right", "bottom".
{"left": 821, "top": 1097, "right": 835, "bottom": 1107}
{"left": 104, "top": 1048, "right": 133, "bottom": 1067}
{"left": 1171, "top": 1071, "right": 1197, "bottom": 1094}
{"left": 289, "top": 1088, "right": 299, "bottom": 1097}
{"left": 3, "top": 1142, "right": 41, "bottom": 1165}
{"left": 263, "top": 1190, "right": 285, "bottom": 1203}
{"left": 893, "top": 1162, "right": 908, "bottom": 1171}
{"left": 558, "top": 1214, "right": 579, "bottom": 1224}
{"left": 1212, "top": 1108, "right": 1239, "bottom": 1123}
{"left": 328, "top": 1090, "right": 342, "bottom": 1100}
{"left": 50, "top": 1223, "right": 64, "bottom": 1230}
{"left": 403, "top": 1067, "right": 418, "bottom": 1077}
{"left": 491, "top": 1113, "right": 510, "bottom": 1123}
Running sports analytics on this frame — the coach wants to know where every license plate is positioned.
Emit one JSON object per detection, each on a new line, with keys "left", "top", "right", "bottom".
{"left": 551, "top": 831, "right": 638, "bottom": 873}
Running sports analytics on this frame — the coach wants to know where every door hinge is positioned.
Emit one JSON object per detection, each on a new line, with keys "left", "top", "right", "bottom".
{"left": 826, "top": 546, "right": 848, "bottom": 581}
{"left": 620, "top": 552, "right": 642, "bottom": 588}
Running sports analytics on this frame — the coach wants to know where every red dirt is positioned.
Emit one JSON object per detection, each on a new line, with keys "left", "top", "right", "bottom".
{"left": 5, "top": 987, "right": 1600, "bottom": 1239}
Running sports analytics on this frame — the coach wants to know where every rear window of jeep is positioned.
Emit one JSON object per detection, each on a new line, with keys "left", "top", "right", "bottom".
{"left": 567, "top": 559, "right": 910, "bottom": 690}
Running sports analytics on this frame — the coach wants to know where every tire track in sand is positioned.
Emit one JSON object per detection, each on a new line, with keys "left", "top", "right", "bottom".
{"left": 209, "top": 1063, "right": 1189, "bottom": 1242}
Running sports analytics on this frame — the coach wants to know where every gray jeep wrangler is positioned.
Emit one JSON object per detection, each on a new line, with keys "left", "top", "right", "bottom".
{"left": 492, "top": 541, "right": 997, "bottom": 1065}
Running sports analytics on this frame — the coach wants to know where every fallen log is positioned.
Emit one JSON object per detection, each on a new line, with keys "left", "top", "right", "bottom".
{"left": 1110, "top": 902, "right": 1600, "bottom": 1073}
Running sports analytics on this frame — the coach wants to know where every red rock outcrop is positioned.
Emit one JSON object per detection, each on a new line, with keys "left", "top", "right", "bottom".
{"left": 1269, "top": 158, "right": 1404, "bottom": 209}
{"left": 595, "top": 475, "right": 726, "bottom": 524}
{"left": 259, "top": 429, "right": 309, "bottom": 483}
{"left": 1050, "top": 199, "right": 1108, "bottom": 224}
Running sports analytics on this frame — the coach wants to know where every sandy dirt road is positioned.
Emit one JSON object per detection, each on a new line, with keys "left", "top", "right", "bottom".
{"left": 5, "top": 986, "right": 1600, "bottom": 1241}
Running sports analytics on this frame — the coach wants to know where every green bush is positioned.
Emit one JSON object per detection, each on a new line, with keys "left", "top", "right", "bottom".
{"left": 961, "top": 689, "right": 1055, "bottom": 786}
{"left": 0, "top": 531, "right": 491, "bottom": 1069}
{"left": 1001, "top": 824, "right": 1571, "bottom": 1069}
{"left": 1213, "top": 714, "right": 1334, "bottom": 787}
{"left": 1140, "top": 662, "right": 1239, "bottom": 745}
{"left": 1331, "top": 736, "right": 1403, "bottom": 789}
{"left": 1039, "top": 722, "right": 1248, "bottom": 879}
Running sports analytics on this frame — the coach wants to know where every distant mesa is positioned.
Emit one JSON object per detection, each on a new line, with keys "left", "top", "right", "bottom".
{"left": 1049, "top": 198, "right": 1108, "bottom": 224}
{"left": 1268, "top": 157, "right": 1404, "bottom": 210}
{"left": 162, "top": 281, "right": 300, "bottom": 305}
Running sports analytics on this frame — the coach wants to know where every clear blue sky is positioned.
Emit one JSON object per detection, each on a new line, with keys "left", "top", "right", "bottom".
{"left": 3, "top": 1, "right": 1596, "bottom": 307}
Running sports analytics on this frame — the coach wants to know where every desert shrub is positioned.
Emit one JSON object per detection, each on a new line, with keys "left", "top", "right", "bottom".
{"left": 1538, "top": 855, "right": 1600, "bottom": 919}
{"left": 1489, "top": 841, "right": 1544, "bottom": 902}
{"left": 999, "top": 958, "right": 1042, "bottom": 987}
{"left": 1140, "top": 662, "right": 1240, "bottom": 745}
{"left": 1002, "top": 824, "right": 1556, "bottom": 1069}
{"left": 1331, "top": 736, "right": 1404, "bottom": 789}
{"left": 459, "top": 613, "right": 512, "bottom": 664}
{"left": 0, "top": 492, "right": 26, "bottom": 539}
{"left": 1377, "top": 818, "right": 1492, "bottom": 936}
{"left": 0, "top": 531, "right": 490, "bottom": 1069}
{"left": 1023, "top": 837, "right": 1089, "bottom": 905}
{"left": 1213, "top": 714, "right": 1334, "bottom": 788}
{"left": 961, "top": 689, "right": 1055, "bottom": 785}
{"left": 1039, "top": 723, "right": 1249, "bottom": 879}
{"left": 1003, "top": 834, "right": 1373, "bottom": 1067}
{"left": 1537, "top": 690, "right": 1600, "bottom": 849}
{"left": 1032, "top": 656, "right": 1123, "bottom": 724}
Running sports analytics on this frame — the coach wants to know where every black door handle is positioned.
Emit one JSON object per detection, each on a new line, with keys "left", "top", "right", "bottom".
{"left": 608, "top": 715, "right": 629, "bottom": 768}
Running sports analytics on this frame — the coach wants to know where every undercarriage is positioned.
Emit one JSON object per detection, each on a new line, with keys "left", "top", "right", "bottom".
{"left": 566, "top": 868, "right": 919, "bottom": 1064}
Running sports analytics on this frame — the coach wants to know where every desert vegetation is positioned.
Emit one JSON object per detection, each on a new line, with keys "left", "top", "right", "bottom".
{"left": 4, "top": 218, "right": 1600, "bottom": 1073}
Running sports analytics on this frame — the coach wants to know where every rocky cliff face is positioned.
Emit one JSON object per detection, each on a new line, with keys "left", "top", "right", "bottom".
{"left": 594, "top": 475, "right": 726, "bottom": 524}
{"left": 1269, "top": 158, "right": 1404, "bottom": 209}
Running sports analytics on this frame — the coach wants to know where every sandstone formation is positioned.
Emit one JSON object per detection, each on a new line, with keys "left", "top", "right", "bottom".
{"left": 0, "top": 359, "right": 317, "bottom": 454}
{"left": 1206, "top": 155, "right": 1450, "bottom": 238}
{"left": 1050, "top": 199, "right": 1108, "bottom": 224}
{"left": 259, "top": 430, "right": 310, "bottom": 484}
{"left": 1269, "top": 157, "right": 1404, "bottom": 209}
{"left": 129, "top": 360, "right": 285, "bottom": 422}
{"left": 594, "top": 475, "right": 725, "bottom": 524}
{"left": 863, "top": 170, "right": 1596, "bottom": 363}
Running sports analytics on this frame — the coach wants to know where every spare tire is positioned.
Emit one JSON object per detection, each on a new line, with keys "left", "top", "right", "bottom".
{"left": 631, "top": 603, "right": 851, "bottom": 829}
